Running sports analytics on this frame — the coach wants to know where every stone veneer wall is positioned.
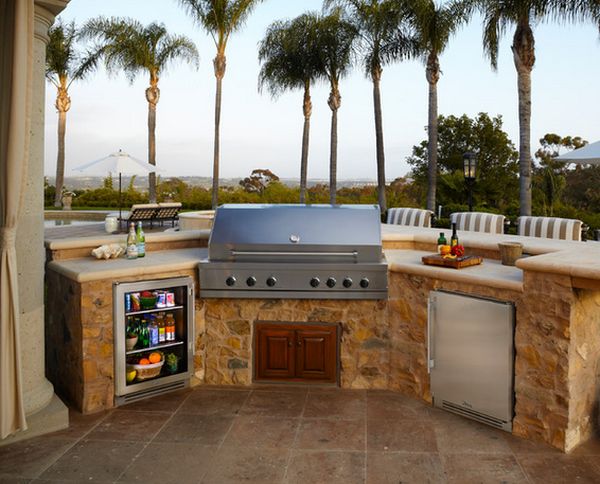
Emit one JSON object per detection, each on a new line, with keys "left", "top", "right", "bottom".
{"left": 567, "top": 288, "right": 600, "bottom": 451}
{"left": 45, "top": 261, "right": 600, "bottom": 453}
{"left": 46, "top": 269, "right": 202, "bottom": 413}
{"left": 198, "top": 299, "right": 389, "bottom": 388}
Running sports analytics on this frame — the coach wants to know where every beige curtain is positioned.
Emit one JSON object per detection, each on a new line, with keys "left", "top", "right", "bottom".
{"left": 0, "top": 0, "right": 34, "bottom": 438}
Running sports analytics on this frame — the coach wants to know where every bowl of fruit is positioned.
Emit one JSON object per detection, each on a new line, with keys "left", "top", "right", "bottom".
{"left": 126, "top": 351, "right": 164, "bottom": 380}
{"left": 139, "top": 291, "right": 157, "bottom": 310}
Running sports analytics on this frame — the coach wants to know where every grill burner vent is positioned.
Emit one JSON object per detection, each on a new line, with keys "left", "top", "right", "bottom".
{"left": 199, "top": 204, "right": 388, "bottom": 299}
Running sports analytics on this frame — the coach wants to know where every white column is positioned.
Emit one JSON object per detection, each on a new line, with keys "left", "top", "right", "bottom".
{"left": 1, "top": 0, "right": 69, "bottom": 445}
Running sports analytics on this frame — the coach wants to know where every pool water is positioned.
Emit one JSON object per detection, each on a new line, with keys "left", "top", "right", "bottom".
{"left": 44, "top": 219, "right": 102, "bottom": 228}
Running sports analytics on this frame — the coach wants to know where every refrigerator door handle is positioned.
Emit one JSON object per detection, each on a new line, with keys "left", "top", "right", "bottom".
{"left": 427, "top": 296, "right": 434, "bottom": 373}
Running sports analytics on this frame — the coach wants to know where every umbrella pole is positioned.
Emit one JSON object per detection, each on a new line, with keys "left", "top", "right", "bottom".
{"left": 119, "top": 173, "right": 122, "bottom": 228}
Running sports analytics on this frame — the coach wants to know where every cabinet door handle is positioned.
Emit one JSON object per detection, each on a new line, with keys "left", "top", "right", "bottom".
{"left": 297, "top": 341, "right": 302, "bottom": 347}
{"left": 288, "top": 341, "right": 293, "bottom": 347}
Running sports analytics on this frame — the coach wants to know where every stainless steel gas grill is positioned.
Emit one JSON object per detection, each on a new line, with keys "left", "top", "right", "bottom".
{"left": 199, "top": 204, "right": 388, "bottom": 299}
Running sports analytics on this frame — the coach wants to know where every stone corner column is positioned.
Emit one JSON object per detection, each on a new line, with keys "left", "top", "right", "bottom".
{"left": 1, "top": 0, "right": 70, "bottom": 447}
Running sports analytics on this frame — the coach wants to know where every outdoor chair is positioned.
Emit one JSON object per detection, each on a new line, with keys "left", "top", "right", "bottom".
{"left": 517, "top": 216, "right": 583, "bottom": 241}
{"left": 450, "top": 212, "right": 506, "bottom": 235}
{"left": 386, "top": 207, "right": 434, "bottom": 227}
{"left": 118, "top": 203, "right": 159, "bottom": 228}
{"left": 154, "top": 202, "right": 182, "bottom": 227}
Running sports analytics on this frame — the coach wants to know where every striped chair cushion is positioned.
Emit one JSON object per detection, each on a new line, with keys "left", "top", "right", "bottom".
{"left": 386, "top": 208, "right": 433, "bottom": 227}
{"left": 450, "top": 212, "right": 505, "bottom": 234}
{"left": 517, "top": 216, "right": 582, "bottom": 241}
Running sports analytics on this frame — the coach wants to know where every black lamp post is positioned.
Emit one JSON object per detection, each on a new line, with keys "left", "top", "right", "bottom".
{"left": 463, "top": 152, "right": 477, "bottom": 212}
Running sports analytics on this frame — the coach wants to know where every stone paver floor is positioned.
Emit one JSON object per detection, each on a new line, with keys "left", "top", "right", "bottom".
{"left": 1, "top": 386, "right": 599, "bottom": 483}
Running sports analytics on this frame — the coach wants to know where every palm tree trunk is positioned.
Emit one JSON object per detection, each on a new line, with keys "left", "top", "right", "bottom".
{"left": 212, "top": 53, "right": 226, "bottom": 209}
{"left": 54, "top": 109, "right": 67, "bottom": 207}
{"left": 426, "top": 53, "right": 440, "bottom": 213}
{"left": 147, "top": 102, "right": 157, "bottom": 203}
{"left": 146, "top": 78, "right": 160, "bottom": 203}
{"left": 300, "top": 81, "right": 312, "bottom": 204}
{"left": 328, "top": 85, "right": 341, "bottom": 205}
{"left": 54, "top": 84, "right": 70, "bottom": 207}
{"left": 513, "top": 22, "right": 535, "bottom": 216}
{"left": 372, "top": 66, "right": 386, "bottom": 213}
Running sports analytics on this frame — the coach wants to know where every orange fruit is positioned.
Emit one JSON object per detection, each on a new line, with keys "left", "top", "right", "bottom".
{"left": 148, "top": 352, "right": 161, "bottom": 364}
{"left": 139, "top": 358, "right": 150, "bottom": 365}
{"left": 440, "top": 245, "right": 451, "bottom": 255}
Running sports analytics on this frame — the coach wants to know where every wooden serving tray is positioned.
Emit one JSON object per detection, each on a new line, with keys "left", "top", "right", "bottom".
{"left": 421, "top": 254, "right": 483, "bottom": 269}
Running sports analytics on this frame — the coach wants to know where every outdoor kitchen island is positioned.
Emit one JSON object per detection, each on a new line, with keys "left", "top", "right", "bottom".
{"left": 44, "top": 225, "right": 600, "bottom": 453}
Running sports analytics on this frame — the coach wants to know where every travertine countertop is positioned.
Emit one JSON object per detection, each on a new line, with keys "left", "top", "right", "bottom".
{"left": 385, "top": 249, "right": 524, "bottom": 292}
{"left": 47, "top": 247, "right": 208, "bottom": 282}
{"left": 381, "top": 224, "right": 594, "bottom": 255}
{"left": 44, "top": 229, "right": 210, "bottom": 250}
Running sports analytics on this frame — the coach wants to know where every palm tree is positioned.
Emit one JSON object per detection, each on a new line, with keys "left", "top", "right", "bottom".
{"left": 258, "top": 14, "right": 321, "bottom": 203}
{"left": 325, "top": 0, "right": 417, "bottom": 212}
{"left": 81, "top": 18, "right": 199, "bottom": 202}
{"left": 477, "top": 0, "right": 595, "bottom": 216}
{"left": 406, "top": 0, "right": 472, "bottom": 213}
{"left": 46, "top": 20, "right": 98, "bottom": 207}
{"left": 315, "top": 9, "right": 358, "bottom": 205}
{"left": 179, "top": 0, "right": 264, "bottom": 209}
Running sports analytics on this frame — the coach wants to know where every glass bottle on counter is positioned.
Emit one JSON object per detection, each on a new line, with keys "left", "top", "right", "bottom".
{"left": 126, "top": 223, "right": 138, "bottom": 259}
{"left": 136, "top": 222, "right": 145, "bottom": 258}
{"left": 450, "top": 223, "right": 459, "bottom": 247}
{"left": 437, "top": 232, "right": 447, "bottom": 254}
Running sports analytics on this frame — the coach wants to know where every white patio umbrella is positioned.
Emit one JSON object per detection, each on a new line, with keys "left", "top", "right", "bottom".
{"left": 72, "top": 150, "right": 162, "bottom": 220}
{"left": 555, "top": 140, "right": 600, "bottom": 164}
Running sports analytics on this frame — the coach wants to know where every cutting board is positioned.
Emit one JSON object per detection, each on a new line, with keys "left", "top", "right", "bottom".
{"left": 421, "top": 254, "right": 483, "bottom": 269}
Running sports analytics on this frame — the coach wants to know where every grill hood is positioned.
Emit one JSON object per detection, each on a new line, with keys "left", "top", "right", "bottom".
{"left": 208, "top": 204, "right": 383, "bottom": 263}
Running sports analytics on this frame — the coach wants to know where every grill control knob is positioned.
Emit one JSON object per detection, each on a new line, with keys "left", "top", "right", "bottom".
{"left": 326, "top": 277, "right": 337, "bottom": 288}
{"left": 246, "top": 276, "right": 257, "bottom": 287}
{"left": 310, "top": 277, "right": 320, "bottom": 288}
{"left": 225, "top": 276, "right": 236, "bottom": 287}
{"left": 360, "top": 278, "right": 370, "bottom": 289}
{"left": 343, "top": 277, "right": 353, "bottom": 288}
{"left": 266, "top": 276, "right": 277, "bottom": 287}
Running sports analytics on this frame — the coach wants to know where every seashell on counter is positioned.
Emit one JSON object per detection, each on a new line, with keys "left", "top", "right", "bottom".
{"left": 91, "top": 244, "right": 124, "bottom": 260}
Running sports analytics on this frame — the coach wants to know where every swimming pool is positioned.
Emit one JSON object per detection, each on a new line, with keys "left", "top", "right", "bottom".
{"left": 44, "top": 219, "right": 102, "bottom": 228}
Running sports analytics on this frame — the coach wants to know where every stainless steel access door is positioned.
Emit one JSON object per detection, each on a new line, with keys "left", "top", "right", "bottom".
{"left": 428, "top": 291, "right": 515, "bottom": 431}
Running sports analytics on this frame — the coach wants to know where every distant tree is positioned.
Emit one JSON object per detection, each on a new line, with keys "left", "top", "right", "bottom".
{"left": 315, "top": 9, "right": 358, "bottom": 204}
{"left": 258, "top": 13, "right": 322, "bottom": 203}
{"left": 533, "top": 134, "right": 586, "bottom": 215}
{"left": 81, "top": 17, "right": 199, "bottom": 202}
{"left": 179, "top": 0, "right": 264, "bottom": 209}
{"left": 46, "top": 20, "right": 99, "bottom": 207}
{"left": 239, "top": 169, "right": 280, "bottom": 193}
{"left": 325, "top": 0, "right": 417, "bottom": 212}
{"left": 406, "top": 0, "right": 473, "bottom": 213}
{"left": 407, "top": 113, "right": 519, "bottom": 216}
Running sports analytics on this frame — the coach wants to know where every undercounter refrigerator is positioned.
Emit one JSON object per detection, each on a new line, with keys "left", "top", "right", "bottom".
{"left": 113, "top": 277, "right": 194, "bottom": 405}
{"left": 428, "top": 290, "right": 515, "bottom": 432}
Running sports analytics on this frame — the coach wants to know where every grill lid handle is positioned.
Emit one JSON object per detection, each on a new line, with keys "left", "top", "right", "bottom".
{"left": 230, "top": 250, "right": 359, "bottom": 261}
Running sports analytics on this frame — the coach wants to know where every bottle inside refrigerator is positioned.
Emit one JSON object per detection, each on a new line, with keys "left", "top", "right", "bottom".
{"left": 113, "top": 276, "right": 194, "bottom": 405}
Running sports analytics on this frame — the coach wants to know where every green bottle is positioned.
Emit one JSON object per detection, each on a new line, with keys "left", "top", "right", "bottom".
{"left": 437, "top": 232, "right": 447, "bottom": 254}
{"left": 136, "top": 221, "right": 145, "bottom": 258}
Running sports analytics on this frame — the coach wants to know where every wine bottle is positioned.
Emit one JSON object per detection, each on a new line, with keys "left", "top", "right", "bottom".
{"left": 136, "top": 222, "right": 145, "bottom": 258}
{"left": 437, "top": 232, "right": 447, "bottom": 254}
{"left": 126, "top": 223, "right": 138, "bottom": 259}
{"left": 450, "top": 223, "right": 459, "bottom": 247}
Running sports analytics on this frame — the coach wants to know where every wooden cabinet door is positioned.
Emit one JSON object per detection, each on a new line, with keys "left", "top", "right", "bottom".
{"left": 255, "top": 325, "right": 295, "bottom": 380}
{"left": 295, "top": 327, "right": 337, "bottom": 383}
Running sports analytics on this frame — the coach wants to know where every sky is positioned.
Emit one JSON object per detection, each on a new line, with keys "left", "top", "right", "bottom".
{"left": 45, "top": 0, "right": 600, "bottom": 182}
